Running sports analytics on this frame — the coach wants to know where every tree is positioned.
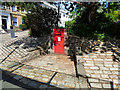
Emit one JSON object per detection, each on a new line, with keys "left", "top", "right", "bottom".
{"left": 65, "top": 2, "right": 120, "bottom": 39}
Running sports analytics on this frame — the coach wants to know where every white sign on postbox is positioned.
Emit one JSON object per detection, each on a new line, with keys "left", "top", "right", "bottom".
{"left": 58, "top": 37, "right": 61, "bottom": 41}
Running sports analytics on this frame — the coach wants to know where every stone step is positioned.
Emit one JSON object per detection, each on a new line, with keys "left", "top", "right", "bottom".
{"left": 7, "top": 62, "right": 20, "bottom": 69}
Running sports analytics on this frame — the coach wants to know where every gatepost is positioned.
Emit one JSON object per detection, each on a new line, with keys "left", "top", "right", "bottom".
{"left": 10, "top": 25, "right": 15, "bottom": 38}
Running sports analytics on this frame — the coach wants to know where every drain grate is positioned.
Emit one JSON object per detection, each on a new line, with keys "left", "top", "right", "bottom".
{"left": 47, "top": 63, "right": 53, "bottom": 65}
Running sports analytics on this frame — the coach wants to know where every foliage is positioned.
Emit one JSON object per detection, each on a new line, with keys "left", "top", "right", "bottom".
{"left": 65, "top": 19, "right": 75, "bottom": 33}
{"left": 28, "top": 30, "right": 32, "bottom": 36}
{"left": 19, "top": 24, "right": 27, "bottom": 30}
{"left": 93, "top": 31, "right": 105, "bottom": 41}
{"left": 65, "top": 2, "right": 120, "bottom": 40}
{"left": 106, "top": 10, "right": 120, "bottom": 22}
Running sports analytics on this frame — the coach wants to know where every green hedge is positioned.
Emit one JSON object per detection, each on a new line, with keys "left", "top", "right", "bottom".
{"left": 19, "top": 24, "right": 27, "bottom": 30}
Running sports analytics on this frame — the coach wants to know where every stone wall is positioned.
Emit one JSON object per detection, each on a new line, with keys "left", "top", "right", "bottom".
{"left": 65, "top": 34, "right": 120, "bottom": 88}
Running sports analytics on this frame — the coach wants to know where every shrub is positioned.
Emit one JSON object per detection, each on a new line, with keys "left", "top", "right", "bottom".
{"left": 19, "top": 24, "right": 27, "bottom": 30}
{"left": 28, "top": 30, "right": 32, "bottom": 36}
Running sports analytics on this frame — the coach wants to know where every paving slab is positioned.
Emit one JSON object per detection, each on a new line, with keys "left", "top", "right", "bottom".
{"left": 24, "top": 54, "right": 76, "bottom": 76}
{"left": 0, "top": 59, "right": 89, "bottom": 88}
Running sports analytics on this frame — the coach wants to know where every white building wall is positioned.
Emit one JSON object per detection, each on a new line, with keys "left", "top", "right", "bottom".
{"left": 0, "top": 15, "right": 2, "bottom": 30}
{"left": 59, "top": 12, "right": 73, "bottom": 27}
{"left": 42, "top": 1, "right": 73, "bottom": 28}
{"left": 7, "top": 14, "right": 11, "bottom": 29}
{"left": 0, "top": 10, "right": 11, "bottom": 30}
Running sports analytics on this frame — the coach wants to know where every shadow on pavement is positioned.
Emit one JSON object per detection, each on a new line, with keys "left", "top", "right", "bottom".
{"left": 0, "top": 47, "right": 18, "bottom": 64}
{"left": 1, "top": 69, "right": 63, "bottom": 89}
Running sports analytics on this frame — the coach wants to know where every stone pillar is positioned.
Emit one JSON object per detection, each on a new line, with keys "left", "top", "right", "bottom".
{"left": 7, "top": 14, "right": 11, "bottom": 29}
{"left": 0, "top": 15, "right": 2, "bottom": 30}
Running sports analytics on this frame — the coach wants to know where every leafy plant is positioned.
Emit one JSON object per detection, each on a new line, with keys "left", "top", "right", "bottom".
{"left": 19, "top": 24, "right": 27, "bottom": 30}
{"left": 28, "top": 30, "right": 32, "bottom": 36}
{"left": 93, "top": 31, "right": 105, "bottom": 41}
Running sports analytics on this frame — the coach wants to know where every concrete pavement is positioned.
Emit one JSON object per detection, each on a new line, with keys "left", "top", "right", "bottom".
{"left": 0, "top": 30, "right": 28, "bottom": 47}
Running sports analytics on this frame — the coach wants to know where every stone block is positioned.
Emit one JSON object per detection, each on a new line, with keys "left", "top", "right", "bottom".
{"left": 103, "top": 70, "right": 112, "bottom": 74}
{"left": 13, "top": 75, "right": 23, "bottom": 80}
{"left": 113, "top": 84, "right": 119, "bottom": 88}
{"left": 84, "top": 63, "right": 94, "bottom": 67}
{"left": 27, "top": 75, "right": 35, "bottom": 79}
{"left": 84, "top": 67, "right": 90, "bottom": 69}
{"left": 88, "top": 78, "right": 99, "bottom": 82}
{"left": 100, "top": 53, "right": 106, "bottom": 56}
{"left": 104, "top": 59, "right": 113, "bottom": 61}
{"left": 94, "top": 61, "right": 104, "bottom": 64}
{"left": 90, "top": 83, "right": 102, "bottom": 88}
{"left": 93, "top": 70, "right": 102, "bottom": 74}
{"left": 113, "top": 79, "right": 120, "bottom": 84}
{"left": 98, "top": 56, "right": 106, "bottom": 59}
{"left": 95, "top": 59, "right": 104, "bottom": 61}
{"left": 101, "top": 74, "right": 109, "bottom": 79}
{"left": 85, "top": 70, "right": 94, "bottom": 73}
{"left": 111, "top": 71, "right": 119, "bottom": 75}
{"left": 86, "top": 74, "right": 91, "bottom": 77}
{"left": 109, "top": 75, "right": 118, "bottom": 79}
{"left": 103, "top": 83, "right": 111, "bottom": 88}
{"left": 104, "top": 64, "right": 113, "bottom": 67}
{"left": 95, "top": 64, "right": 104, "bottom": 67}
{"left": 85, "top": 58, "right": 93, "bottom": 61}
{"left": 42, "top": 78, "right": 49, "bottom": 83}
{"left": 110, "top": 68, "right": 119, "bottom": 71}
{"left": 107, "top": 51, "right": 113, "bottom": 54}
{"left": 90, "top": 56, "right": 97, "bottom": 58}
{"left": 51, "top": 79, "right": 57, "bottom": 84}
{"left": 113, "top": 64, "right": 118, "bottom": 68}
{"left": 20, "top": 78, "right": 31, "bottom": 84}
{"left": 91, "top": 74, "right": 100, "bottom": 78}
{"left": 106, "top": 56, "right": 113, "bottom": 59}
{"left": 39, "top": 84, "right": 48, "bottom": 88}
{"left": 83, "top": 55, "right": 89, "bottom": 57}
{"left": 86, "top": 61, "right": 94, "bottom": 64}
{"left": 90, "top": 67, "right": 99, "bottom": 70}
{"left": 75, "top": 82, "right": 80, "bottom": 88}
{"left": 28, "top": 81, "right": 40, "bottom": 88}
{"left": 100, "top": 67, "right": 109, "bottom": 70}
{"left": 104, "top": 61, "right": 113, "bottom": 65}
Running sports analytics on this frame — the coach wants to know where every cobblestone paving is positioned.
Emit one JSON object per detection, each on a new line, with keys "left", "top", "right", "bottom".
{"left": 78, "top": 49, "right": 120, "bottom": 89}
{"left": 0, "top": 59, "right": 89, "bottom": 88}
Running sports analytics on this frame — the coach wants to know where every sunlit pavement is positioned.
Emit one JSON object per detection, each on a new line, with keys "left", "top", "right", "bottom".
{"left": 0, "top": 30, "right": 28, "bottom": 47}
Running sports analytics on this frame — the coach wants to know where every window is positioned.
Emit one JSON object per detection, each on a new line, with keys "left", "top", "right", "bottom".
{"left": 22, "top": 19, "right": 24, "bottom": 24}
{"left": 27, "top": 10, "right": 31, "bottom": 13}
{"left": 13, "top": 17, "right": 17, "bottom": 26}
{"left": 21, "top": 7, "right": 25, "bottom": 13}
{"left": 12, "top": 6, "right": 16, "bottom": 11}
{"left": 1, "top": 4, "right": 6, "bottom": 9}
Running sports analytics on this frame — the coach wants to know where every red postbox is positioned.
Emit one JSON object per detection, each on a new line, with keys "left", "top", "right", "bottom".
{"left": 54, "top": 29, "right": 64, "bottom": 54}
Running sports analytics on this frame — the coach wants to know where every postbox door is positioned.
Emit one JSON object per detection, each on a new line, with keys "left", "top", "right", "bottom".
{"left": 54, "top": 29, "right": 64, "bottom": 54}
